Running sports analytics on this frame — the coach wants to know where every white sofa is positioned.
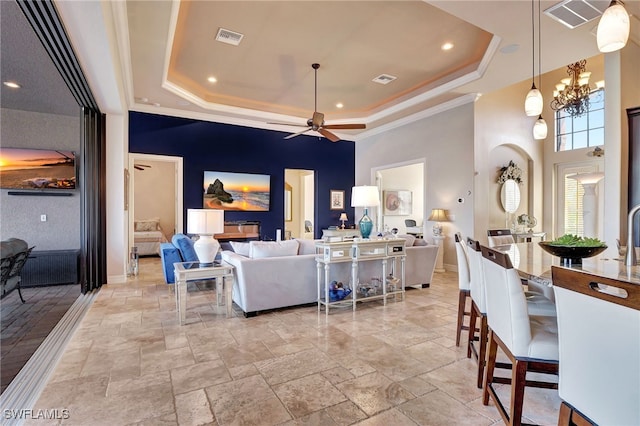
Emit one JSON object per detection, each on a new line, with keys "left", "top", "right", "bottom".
{"left": 221, "top": 237, "right": 439, "bottom": 317}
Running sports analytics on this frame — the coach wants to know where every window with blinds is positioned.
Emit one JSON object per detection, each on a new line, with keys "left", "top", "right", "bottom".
{"left": 564, "top": 175, "right": 584, "bottom": 236}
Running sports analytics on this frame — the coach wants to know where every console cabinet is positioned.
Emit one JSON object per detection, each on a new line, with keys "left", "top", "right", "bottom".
{"left": 315, "top": 239, "right": 406, "bottom": 314}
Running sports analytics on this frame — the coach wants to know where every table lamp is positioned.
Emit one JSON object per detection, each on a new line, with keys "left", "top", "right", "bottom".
{"left": 351, "top": 186, "right": 380, "bottom": 239}
{"left": 428, "top": 208, "right": 448, "bottom": 236}
{"left": 187, "top": 208, "right": 225, "bottom": 264}
{"left": 339, "top": 213, "right": 348, "bottom": 229}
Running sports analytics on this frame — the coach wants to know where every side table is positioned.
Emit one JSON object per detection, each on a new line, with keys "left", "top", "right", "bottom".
{"left": 174, "top": 261, "right": 234, "bottom": 324}
{"left": 432, "top": 235, "right": 446, "bottom": 273}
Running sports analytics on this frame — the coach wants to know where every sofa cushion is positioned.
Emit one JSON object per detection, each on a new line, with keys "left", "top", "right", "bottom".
{"left": 413, "top": 238, "right": 428, "bottom": 246}
{"left": 250, "top": 240, "right": 299, "bottom": 259}
{"left": 295, "top": 238, "right": 317, "bottom": 255}
{"left": 171, "top": 234, "right": 198, "bottom": 262}
{"left": 397, "top": 234, "right": 416, "bottom": 247}
{"left": 230, "top": 241, "right": 251, "bottom": 257}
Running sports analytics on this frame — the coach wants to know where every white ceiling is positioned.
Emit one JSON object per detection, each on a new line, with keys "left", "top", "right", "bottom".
{"left": 3, "top": 0, "right": 639, "bottom": 142}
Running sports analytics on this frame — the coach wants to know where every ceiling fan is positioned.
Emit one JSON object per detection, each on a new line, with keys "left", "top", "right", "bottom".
{"left": 269, "top": 63, "right": 365, "bottom": 142}
{"left": 134, "top": 163, "right": 151, "bottom": 171}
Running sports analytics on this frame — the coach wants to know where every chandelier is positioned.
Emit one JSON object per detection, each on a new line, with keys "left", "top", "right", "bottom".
{"left": 550, "top": 60, "right": 592, "bottom": 117}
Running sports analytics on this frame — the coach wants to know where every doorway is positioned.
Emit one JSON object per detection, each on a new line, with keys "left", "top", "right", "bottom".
{"left": 128, "top": 154, "right": 184, "bottom": 254}
{"left": 284, "top": 169, "right": 315, "bottom": 239}
{"left": 372, "top": 160, "right": 426, "bottom": 236}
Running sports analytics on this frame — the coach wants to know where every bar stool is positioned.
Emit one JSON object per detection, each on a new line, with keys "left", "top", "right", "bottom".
{"left": 454, "top": 233, "right": 471, "bottom": 346}
{"left": 481, "top": 245, "right": 559, "bottom": 426}
{"left": 552, "top": 266, "right": 639, "bottom": 426}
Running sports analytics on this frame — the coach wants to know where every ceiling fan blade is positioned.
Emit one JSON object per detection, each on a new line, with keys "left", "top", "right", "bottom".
{"left": 312, "top": 111, "right": 324, "bottom": 128}
{"left": 318, "top": 128, "right": 340, "bottom": 142}
{"left": 284, "top": 128, "right": 312, "bottom": 140}
{"left": 267, "top": 121, "right": 308, "bottom": 128}
{"left": 323, "top": 123, "right": 366, "bottom": 130}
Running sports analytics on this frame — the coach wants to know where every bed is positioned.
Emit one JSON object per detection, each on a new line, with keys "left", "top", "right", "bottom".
{"left": 134, "top": 218, "right": 169, "bottom": 256}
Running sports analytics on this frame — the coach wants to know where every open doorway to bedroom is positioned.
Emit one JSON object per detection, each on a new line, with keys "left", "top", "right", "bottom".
{"left": 128, "top": 154, "right": 184, "bottom": 257}
{"left": 284, "top": 169, "right": 315, "bottom": 239}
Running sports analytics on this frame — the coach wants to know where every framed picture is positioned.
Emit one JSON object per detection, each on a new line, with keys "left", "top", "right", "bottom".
{"left": 383, "top": 190, "right": 412, "bottom": 215}
{"left": 330, "top": 189, "right": 345, "bottom": 210}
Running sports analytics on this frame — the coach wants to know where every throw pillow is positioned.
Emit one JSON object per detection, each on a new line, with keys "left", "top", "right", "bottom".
{"left": 397, "top": 234, "right": 416, "bottom": 247}
{"left": 229, "top": 241, "right": 251, "bottom": 257}
{"left": 249, "top": 240, "right": 299, "bottom": 259}
{"left": 295, "top": 238, "right": 317, "bottom": 255}
{"left": 172, "top": 234, "right": 198, "bottom": 262}
{"left": 413, "top": 238, "right": 428, "bottom": 246}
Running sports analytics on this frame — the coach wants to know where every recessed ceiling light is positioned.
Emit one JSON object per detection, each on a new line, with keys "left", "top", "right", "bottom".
{"left": 336, "top": 103, "right": 344, "bottom": 109}
{"left": 3, "top": 81, "right": 21, "bottom": 89}
{"left": 441, "top": 42, "right": 454, "bottom": 51}
{"left": 208, "top": 76, "right": 217, "bottom": 83}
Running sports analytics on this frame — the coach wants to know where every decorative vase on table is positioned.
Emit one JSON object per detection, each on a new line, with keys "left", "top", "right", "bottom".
{"left": 359, "top": 208, "right": 373, "bottom": 239}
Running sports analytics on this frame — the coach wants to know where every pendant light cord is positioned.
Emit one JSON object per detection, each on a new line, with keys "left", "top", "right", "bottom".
{"left": 531, "top": 0, "right": 535, "bottom": 86}
{"left": 538, "top": 0, "right": 542, "bottom": 91}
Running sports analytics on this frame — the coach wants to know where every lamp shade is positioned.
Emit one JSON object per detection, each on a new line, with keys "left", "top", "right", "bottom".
{"left": 339, "top": 213, "right": 348, "bottom": 221}
{"left": 533, "top": 115, "right": 548, "bottom": 140}
{"left": 187, "top": 209, "right": 225, "bottom": 235}
{"left": 524, "top": 87, "right": 543, "bottom": 116}
{"left": 597, "top": 1, "right": 630, "bottom": 53}
{"left": 428, "top": 209, "right": 448, "bottom": 222}
{"left": 351, "top": 186, "right": 380, "bottom": 207}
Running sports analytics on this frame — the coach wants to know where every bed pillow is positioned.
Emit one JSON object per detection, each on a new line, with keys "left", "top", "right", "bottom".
{"left": 249, "top": 240, "right": 299, "bottom": 259}
{"left": 135, "top": 217, "right": 160, "bottom": 232}
{"left": 229, "top": 241, "right": 251, "bottom": 257}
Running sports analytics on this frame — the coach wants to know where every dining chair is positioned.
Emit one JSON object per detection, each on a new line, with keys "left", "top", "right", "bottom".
{"left": 481, "top": 245, "right": 559, "bottom": 426}
{"left": 551, "top": 266, "right": 639, "bottom": 426}
{"left": 454, "top": 233, "right": 471, "bottom": 347}
{"left": 467, "top": 238, "right": 556, "bottom": 389}
{"left": 487, "top": 229, "right": 515, "bottom": 247}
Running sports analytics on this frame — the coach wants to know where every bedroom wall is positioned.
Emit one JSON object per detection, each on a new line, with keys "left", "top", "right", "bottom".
{"left": 0, "top": 108, "right": 81, "bottom": 250}
{"left": 128, "top": 112, "right": 355, "bottom": 240}
{"left": 133, "top": 159, "right": 176, "bottom": 238}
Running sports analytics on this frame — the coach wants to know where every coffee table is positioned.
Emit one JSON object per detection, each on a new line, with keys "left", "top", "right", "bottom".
{"left": 174, "top": 261, "right": 234, "bottom": 324}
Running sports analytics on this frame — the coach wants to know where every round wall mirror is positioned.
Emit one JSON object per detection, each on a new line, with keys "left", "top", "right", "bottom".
{"left": 500, "top": 179, "right": 520, "bottom": 213}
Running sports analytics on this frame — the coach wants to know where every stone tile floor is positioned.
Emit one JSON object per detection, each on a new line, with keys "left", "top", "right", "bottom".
{"left": 1, "top": 283, "right": 80, "bottom": 394}
{"left": 22, "top": 257, "right": 560, "bottom": 425}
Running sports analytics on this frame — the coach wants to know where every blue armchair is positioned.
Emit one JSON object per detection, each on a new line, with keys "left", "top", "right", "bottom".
{"left": 160, "top": 234, "right": 198, "bottom": 284}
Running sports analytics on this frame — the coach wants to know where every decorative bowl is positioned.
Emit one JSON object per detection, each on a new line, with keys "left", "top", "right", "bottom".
{"left": 538, "top": 242, "right": 607, "bottom": 264}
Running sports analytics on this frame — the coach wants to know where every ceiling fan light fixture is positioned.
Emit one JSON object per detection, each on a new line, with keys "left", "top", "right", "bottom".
{"left": 596, "top": 0, "right": 630, "bottom": 53}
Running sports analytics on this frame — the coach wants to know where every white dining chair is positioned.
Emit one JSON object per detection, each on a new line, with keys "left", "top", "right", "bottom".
{"left": 487, "top": 229, "right": 515, "bottom": 247}
{"left": 481, "top": 245, "right": 559, "bottom": 426}
{"left": 552, "top": 266, "right": 639, "bottom": 426}
{"left": 454, "top": 233, "right": 471, "bottom": 347}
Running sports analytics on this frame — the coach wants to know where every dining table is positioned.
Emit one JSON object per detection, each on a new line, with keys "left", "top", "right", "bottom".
{"left": 491, "top": 241, "right": 640, "bottom": 288}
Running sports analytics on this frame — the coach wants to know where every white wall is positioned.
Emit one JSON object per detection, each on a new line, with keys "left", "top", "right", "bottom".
{"left": 0, "top": 108, "right": 81, "bottom": 250}
{"left": 357, "top": 102, "right": 475, "bottom": 271}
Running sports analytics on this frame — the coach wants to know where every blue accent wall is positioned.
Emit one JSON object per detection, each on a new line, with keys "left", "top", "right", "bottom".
{"left": 129, "top": 112, "right": 355, "bottom": 239}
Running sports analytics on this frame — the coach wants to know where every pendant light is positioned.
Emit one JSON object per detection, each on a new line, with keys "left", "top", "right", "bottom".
{"left": 525, "top": 0, "right": 543, "bottom": 116}
{"left": 597, "top": 0, "right": 630, "bottom": 53}
{"left": 533, "top": 0, "right": 547, "bottom": 140}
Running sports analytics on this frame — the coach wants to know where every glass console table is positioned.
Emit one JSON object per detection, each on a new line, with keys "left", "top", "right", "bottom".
{"left": 315, "top": 239, "right": 406, "bottom": 314}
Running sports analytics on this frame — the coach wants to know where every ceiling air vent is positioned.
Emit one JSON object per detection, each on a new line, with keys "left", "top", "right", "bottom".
{"left": 215, "top": 28, "right": 244, "bottom": 46}
{"left": 544, "top": 0, "right": 610, "bottom": 29}
{"left": 372, "top": 74, "right": 397, "bottom": 85}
